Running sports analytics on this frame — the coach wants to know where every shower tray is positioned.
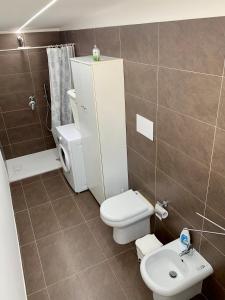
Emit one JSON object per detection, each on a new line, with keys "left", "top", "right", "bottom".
{"left": 6, "top": 148, "right": 61, "bottom": 182}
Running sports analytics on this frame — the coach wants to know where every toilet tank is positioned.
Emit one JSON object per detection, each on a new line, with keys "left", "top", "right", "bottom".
{"left": 67, "top": 89, "right": 80, "bottom": 129}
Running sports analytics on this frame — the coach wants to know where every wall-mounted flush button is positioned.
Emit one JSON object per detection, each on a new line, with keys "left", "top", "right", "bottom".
{"left": 136, "top": 114, "right": 154, "bottom": 141}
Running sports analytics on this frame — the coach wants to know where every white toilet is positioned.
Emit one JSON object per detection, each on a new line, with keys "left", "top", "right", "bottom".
{"left": 100, "top": 190, "right": 155, "bottom": 244}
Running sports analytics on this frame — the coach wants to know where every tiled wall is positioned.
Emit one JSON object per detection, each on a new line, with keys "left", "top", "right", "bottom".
{"left": 0, "top": 32, "right": 60, "bottom": 159}
{"left": 62, "top": 17, "right": 225, "bottom": 299}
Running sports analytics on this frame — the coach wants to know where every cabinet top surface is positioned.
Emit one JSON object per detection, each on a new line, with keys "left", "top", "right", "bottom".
{"left": 70, "top": 55, "right": 122, "bottom": 65}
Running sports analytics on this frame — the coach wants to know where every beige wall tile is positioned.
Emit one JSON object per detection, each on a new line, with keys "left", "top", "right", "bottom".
{"left": 158, "top": 67, "right": 221, "bottom": 124}
{"left": 159, "top": 17, "right": 225, "bottom": 74}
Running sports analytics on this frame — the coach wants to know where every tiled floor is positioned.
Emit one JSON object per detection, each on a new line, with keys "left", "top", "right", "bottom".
{"left": 11, "top": 169, "right": 153, "bottom": 300}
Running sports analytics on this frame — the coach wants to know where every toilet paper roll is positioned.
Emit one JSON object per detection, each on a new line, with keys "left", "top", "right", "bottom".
{"left": 155, "top": 203, "right": 168, "bottom": 220}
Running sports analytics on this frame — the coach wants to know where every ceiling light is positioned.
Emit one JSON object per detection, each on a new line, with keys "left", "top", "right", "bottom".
{"left": 16, "top": 0, "right": 58, "bottom": 33}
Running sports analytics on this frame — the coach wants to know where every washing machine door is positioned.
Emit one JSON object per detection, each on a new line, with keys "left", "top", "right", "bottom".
{"left": 58, "top": 144, "right": 70, "bottom": 172}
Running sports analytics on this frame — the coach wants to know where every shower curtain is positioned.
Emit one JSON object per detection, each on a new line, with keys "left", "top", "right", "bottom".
{"left": 47, "top": 45, "right": 75, "bottom": 143}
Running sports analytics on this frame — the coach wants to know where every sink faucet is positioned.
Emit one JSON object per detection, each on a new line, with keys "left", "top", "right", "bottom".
{"left": 179, "top": 243, "right": 193, "bottom": 256}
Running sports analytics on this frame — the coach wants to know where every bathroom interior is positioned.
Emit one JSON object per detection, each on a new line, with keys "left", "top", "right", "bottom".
{"left": 0, "top": 1, "right": 225, "bottom": 299}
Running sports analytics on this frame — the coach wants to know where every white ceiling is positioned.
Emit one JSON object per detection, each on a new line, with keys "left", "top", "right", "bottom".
{"left": 0, "top": 0, "right": 50, "bottom": 32}
{"left": 1, "top": 0, "right": 225, "bottom": 32}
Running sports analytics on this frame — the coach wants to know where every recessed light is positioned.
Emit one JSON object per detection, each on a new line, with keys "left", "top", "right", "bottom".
{"left": 16, "top": 0, "right": 58, "bottom": 33}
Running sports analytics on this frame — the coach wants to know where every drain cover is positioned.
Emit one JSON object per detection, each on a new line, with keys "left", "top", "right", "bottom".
{"left": 169, "top": 271, "right": 177, "bottom": 278}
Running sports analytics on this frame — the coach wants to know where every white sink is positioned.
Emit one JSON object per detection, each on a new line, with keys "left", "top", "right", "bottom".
{"left": 140, "top": 239, "right": 213, "bottom": 300}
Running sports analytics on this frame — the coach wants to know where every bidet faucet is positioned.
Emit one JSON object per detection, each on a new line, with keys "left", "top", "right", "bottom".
{"left": 179, "top": 243, "right": 193, "bottom": 257}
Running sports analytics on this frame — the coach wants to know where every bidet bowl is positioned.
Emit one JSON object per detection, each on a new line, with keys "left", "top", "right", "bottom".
{"left": 140, "top": 239, "right": 213, "bottom": 298}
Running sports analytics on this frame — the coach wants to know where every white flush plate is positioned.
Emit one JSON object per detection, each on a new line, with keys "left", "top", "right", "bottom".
{"left": 136, "top": 114, "right": 154, "bottom": 141}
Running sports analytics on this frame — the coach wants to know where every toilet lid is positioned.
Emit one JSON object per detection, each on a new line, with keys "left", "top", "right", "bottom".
{"left": 101, "top": 190, "right": 151, "bottom": 222}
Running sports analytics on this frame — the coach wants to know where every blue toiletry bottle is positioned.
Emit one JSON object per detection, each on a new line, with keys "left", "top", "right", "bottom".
{"left": 179, "top": 229, "right": 190, "bottom": 251}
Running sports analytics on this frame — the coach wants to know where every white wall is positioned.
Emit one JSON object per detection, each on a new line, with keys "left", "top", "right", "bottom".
{"left": 0, "top": 152, "right": 27, "bottom": 300}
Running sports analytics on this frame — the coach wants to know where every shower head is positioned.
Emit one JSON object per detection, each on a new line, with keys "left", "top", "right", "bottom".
{"left": 17, "top": 35, "right": 25, "bottom": 47}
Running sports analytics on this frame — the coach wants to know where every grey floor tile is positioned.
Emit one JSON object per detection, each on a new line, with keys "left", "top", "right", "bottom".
{"left": 23, "top": 181, "right": 48, "bottom": 208}
{"left": 21, "top": 242, "right": 45, "bottom": 295}
{"left": 109, "top": 249, "right": 153, "bottom": 300}
{"left": 30, "top": 202, "right": 60, "bottom": 239}
{"left": 15, "top": 210, "right": 34, "bottom": 245}
{"left": 37, "top": 224, "right": 105, "bottom": 285}
{"left": 43, "top": 175, "right": 71, "bottom": 200}
{"left": 52, "top": 195, "right": 84, "bottom": 229}
{"left": 78, "top": 262, "right": 126, "bottom": 300}
{"left": 75, "top": 191, "right": 99, "bottom": 221}
{"left": 11, "top": 183, "right": 27, "bottom": 212}
{"left": 28, "top": 289, "right": 49, "bottom": 300}
{"left": 48, "top": 275, "right": 87, "bottom": 300}
{"left": 87, "top": 217, "right": 133, "bottom": 258}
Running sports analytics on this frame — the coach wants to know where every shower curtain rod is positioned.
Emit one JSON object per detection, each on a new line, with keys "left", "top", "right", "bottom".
{"left": 0, "top": 43, "right": 75, "bottom": 52}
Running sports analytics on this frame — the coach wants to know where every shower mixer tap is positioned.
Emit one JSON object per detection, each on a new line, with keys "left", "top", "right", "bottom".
{"left": 17, "top": 35, "right": 25, "bottom": 48}
{"left": 28, "top": 96, "right": 36, "bottom": 111}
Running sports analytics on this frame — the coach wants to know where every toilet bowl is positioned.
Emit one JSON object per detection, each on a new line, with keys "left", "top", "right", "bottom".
{"left": 100, "top": 190, "right": 154, "bottom": 244}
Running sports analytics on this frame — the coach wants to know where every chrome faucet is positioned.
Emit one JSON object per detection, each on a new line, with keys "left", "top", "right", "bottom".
{"left": 179, "top": 243, "right": 193, "bottom": 257}
{"left": 28, "top": 96, "right": 36, "bottom": 111}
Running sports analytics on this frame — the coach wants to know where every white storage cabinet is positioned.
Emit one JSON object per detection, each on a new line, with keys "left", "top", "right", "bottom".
{"left": 70, "top": 56, "right": 128, "bottom": 204}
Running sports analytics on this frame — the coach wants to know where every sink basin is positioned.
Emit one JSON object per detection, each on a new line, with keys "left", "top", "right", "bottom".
{"left": 140, "top": 239, "right": 213, "bottom": 300}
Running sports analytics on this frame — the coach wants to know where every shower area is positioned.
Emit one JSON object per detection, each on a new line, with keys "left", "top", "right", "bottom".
{"left": 0, "top": 31, "right": 73, "bottom": 181}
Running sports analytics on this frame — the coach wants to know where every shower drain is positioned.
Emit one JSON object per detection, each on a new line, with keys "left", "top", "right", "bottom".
{"left": 169, "top": 271, "right": 177, "bottom": 278}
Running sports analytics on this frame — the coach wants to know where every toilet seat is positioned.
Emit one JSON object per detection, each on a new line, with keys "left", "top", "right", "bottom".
{"left": 100, "top": 190, "right": 154, "bottom": 228}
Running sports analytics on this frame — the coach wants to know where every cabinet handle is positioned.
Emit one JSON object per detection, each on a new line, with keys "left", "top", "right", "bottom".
{"left": 81, "top": 105, "right": 87, "bottom": 111}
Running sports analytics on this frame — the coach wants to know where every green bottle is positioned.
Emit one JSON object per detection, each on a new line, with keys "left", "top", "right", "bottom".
{"left": 92, "top": 45, "right": 100, "bottom": 61}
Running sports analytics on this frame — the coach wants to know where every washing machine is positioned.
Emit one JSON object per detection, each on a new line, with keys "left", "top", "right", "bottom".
{"left": 56, "top": 124, "right": 87, "bottom": 193}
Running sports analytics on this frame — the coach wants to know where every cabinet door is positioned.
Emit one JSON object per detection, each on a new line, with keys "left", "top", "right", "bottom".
{"left": 71, "top": 62, "right": 105, "bottom": 203}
